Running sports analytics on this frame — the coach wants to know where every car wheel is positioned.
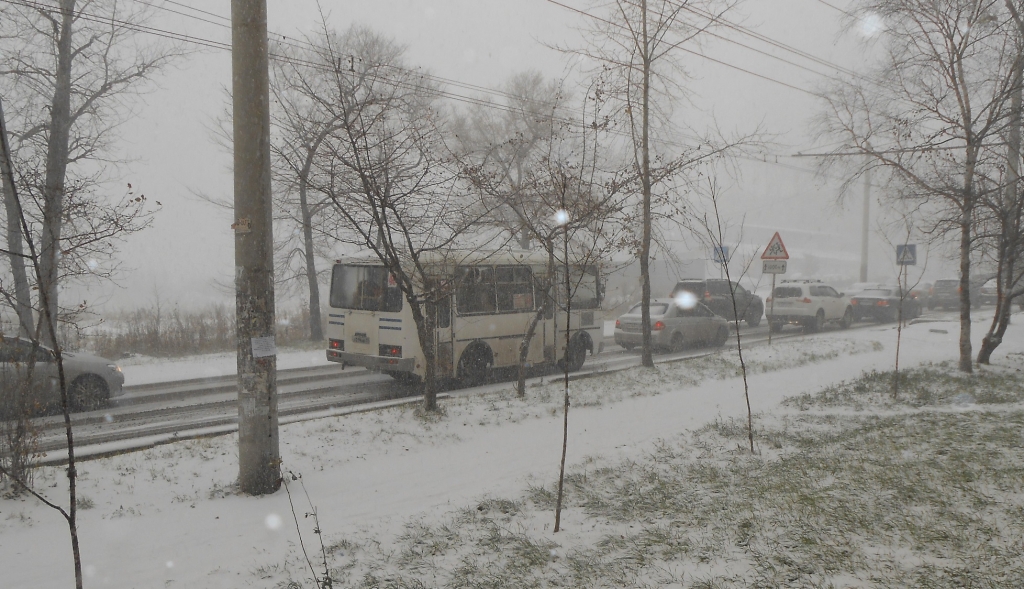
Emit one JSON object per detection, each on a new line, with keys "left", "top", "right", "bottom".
{"left": 839, "top": 306, "right": 854, "bottom": 329}
{"left": 621, "top": 343, "right": 635, "bottom": 351}
{"left": 713, "top": 326, "right": 729, "bottom": 347}
{"left": 769, "top": 321, "right": 784, "bottom": 334}
{"left": 457, "top": 347, "right": 491, "bottom": 387}
{"left": 69, "top": 375, "right": 109, "bottom": 412}
{"left": 670, "top": 332, "right": 685, "bottom": 353}
{"left": 805, "top": 310, "right": 825, "bottom": 333}
{"left": 745, "top": 306, "right": 762, "bottom": 328}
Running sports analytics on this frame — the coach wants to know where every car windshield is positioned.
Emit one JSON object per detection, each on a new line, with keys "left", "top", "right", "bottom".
{"left": 628, "top": 302, "right": 668, "bottom": 315}
{"left": 860, "top": 289, "right": 893, "bottom": 297}
{"left": 772, "top": 286, "right": 803, "bottom": 298}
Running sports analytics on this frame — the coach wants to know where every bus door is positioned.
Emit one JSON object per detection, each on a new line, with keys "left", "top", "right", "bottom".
{"left": 433, "top": 293, "right": 454, "bottom": 377}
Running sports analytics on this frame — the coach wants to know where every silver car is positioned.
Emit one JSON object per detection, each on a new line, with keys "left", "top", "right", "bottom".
{"left": 614, "top": 299, "right": 729, "bottom": 352}
{"left": 1, "top": 336, "right": 125, "bottom": 414}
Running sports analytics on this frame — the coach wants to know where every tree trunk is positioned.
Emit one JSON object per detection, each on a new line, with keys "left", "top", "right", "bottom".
{"left": 958, "top": 189, "right": 975, "bottom": 373}
{"left": 0, "top": 99, "right": 33, "bottom": 337}
{"left": 38, "top": 0, "right": 77, "bottom": 346}
{"left": 638, "top": 0, "right": 655, "bottom": 369}
{"left": 979, "top": 43, "right": 1023, "bottom": 364}
{"left": 516, "top": 247, "right": 555, "bottom": 397}
{"left": 410, "top": 299, "right": 438, "bottom": 412}
{"left": 298, "top": 172, "right": 323, "bottom": 341}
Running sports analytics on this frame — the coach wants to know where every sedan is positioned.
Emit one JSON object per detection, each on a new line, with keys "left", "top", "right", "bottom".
{"left": 850, "top": 288, "right": 922, "bottom": 323}
{"left": 614, "top": 298, "right": 730, "bottom": 352}
{"left": 1, "top": 336, "right": 125, "bottom": 415}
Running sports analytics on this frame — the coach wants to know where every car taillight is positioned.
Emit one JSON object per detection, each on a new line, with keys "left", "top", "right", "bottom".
{"left": 876, "top": 300, "right": 889, "bottom": 307}
{"left": 851, "top": 299, "right": 858, "bottom": 305}
{"left": 653, "top": 321, "right": 666, "bottom": 331}
{"left": 704, "top": 291, "right": 712, "bottom": 299}
{"left": 801, "top": 297, "right": 812, "bottom": 303}
{"left": 615, "top": 319, "right": 621, "bottom": 328}
{"left": 379, "top": 344, "right": 402, "bottom": 357}
{"left": 329, "top": 339, "right": 344, "bottom": 351}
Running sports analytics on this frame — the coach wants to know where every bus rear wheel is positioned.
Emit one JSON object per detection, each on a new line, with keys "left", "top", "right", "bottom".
{"left": 558, "top": 340, "right": 587, "bottom": 373}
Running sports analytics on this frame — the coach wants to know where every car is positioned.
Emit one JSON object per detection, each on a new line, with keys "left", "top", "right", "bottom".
{"left": 928, "top": 278, "right": 983, "bottom": 310}
{"left": 765, "top": 280, "right": 854, "bottom": 333}
{"left": 979, "top": 278, "right": 998, "bottom": 306}
{"left": 669, "top": 279, "right": 764, "bottom": 327}
{"left": 0, "top": 336, "right": 125, "bottom": 415}
{"left": 909, "top": 281, "right": 932, "bottom": 308}
{"left": 850, "top": 287, "right": 922, "bottom": 322}
{"left": 613, "top": 298, "right": 730, "bottom": 352}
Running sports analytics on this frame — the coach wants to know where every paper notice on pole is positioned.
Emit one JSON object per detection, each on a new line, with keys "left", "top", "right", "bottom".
{"left": 251, "top": 336, "right": 277, "bottom": 358}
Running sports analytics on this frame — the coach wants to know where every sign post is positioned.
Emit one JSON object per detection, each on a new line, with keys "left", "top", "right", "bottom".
{"left": 761, "top": 232, "right": 790, "bottom": 345}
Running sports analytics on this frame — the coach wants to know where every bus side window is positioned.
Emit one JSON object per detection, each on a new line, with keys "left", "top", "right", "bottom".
{"left": 456, "top": 266, "right": 496, "bottom": 314}
{"left": 496, "top": 265, "right": 534, "bottom": 312}
{"left": 436, "top": 294, "right": 451, "bottom": 328}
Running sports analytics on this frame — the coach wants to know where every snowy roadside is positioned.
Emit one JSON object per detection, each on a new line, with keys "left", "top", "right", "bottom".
{"left": 117, "top": 345, "right": 332, "bottom": 386}
{"left": 1, "top": 319, "right": 1022, "bottom": 588}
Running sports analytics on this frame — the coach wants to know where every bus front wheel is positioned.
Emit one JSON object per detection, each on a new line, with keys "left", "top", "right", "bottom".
{"left": 457, "top": 346, "right": 491, "bottom": 387}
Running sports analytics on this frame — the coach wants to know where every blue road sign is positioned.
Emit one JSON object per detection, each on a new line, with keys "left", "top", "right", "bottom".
{"left": 897, "top": 244, "right": 917, "bottom": 266}
{"left": 713, "top": 245, "right": 728, "bottom": 264}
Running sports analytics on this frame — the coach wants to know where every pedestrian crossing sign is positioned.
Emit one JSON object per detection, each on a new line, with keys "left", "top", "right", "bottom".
{"left": 897, "top": 244, "right": 917, "bottom": 266}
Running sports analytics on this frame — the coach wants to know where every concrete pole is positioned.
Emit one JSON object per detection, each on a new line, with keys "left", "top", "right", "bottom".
{"left": 232, "top": 0, "right": 279, "bottom": 495}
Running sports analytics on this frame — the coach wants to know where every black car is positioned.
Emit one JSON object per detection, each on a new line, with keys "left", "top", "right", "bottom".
{"left": 928, "top": 278, "right": 983, "bottom": 310}
{"left": 850, "top": 287, "right": 922, "bottom": 322}
{"left": 670, "top": 279, "right": 764, "bottom": 327}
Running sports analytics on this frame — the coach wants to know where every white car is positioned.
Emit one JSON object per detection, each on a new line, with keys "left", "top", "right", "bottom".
{"left": 766, "top": 280, "right": 854, "bottom": 333}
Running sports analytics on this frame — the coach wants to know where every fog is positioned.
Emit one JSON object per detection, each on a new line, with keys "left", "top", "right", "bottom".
{"left": 53, "top": 0, "right": 957, "bottom": 313}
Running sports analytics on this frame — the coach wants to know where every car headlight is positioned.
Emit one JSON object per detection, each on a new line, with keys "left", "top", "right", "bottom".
{"left": 107, "top": 363, "right": 122, "bottom": 373}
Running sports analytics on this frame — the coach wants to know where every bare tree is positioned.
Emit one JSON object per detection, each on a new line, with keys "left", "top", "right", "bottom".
{"left": 820, "top": 0, "right": 1016, "bottom": 372}
{"left": 568, "top": 0, "right": 738, "bottom": 368}
{"left": 0, "top": 0, "right": 177, "bottom": 344}
{"left": 977, "top": 0, "right": 1024, "bottom": 363}
{"left": 0, "top": 96, "right": 84, "bottom": 589}
{"left": 458, "top": 74, "right": 628, "bottom": 396}
{"left": 280, "top": 25, "right": 492, "bottom": 411}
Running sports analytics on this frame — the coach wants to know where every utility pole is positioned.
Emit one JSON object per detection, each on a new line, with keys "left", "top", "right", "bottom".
{"left": 232, "top": 0, "right": 279, "bottom": 495}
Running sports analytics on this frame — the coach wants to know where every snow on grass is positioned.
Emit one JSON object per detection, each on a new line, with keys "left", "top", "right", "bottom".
{"left": 2, "top": 320, "right": 1024, "bottom": 588}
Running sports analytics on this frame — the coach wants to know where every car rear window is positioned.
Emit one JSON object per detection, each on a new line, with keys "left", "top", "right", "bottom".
{"left": 772, "top": 286, "right": 803, "bottom": 298}
{"left": 628, "top": 302, "right": 669, "bottom": 315}
{"left": 707, "top": 281, "right": 731, "bottom": 295}
{"left": 934, "top": 280, "right": 958, "bottom": 288}
{"left": 672, "top": 281, "right": 703, "bottom": 294}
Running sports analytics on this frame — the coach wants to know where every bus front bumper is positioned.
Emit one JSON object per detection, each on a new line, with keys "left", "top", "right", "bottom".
{"left": 327, "top": 350, "right": 416, "bottom": 372}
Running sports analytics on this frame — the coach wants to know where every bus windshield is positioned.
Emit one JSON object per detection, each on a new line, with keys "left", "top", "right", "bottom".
{"left": 330, "top": 264, "right": 403, "bottom": 312}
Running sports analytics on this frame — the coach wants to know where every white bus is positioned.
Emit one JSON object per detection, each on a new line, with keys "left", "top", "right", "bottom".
{"left": 325, "top": 251, "right": 604, "bottom": 384}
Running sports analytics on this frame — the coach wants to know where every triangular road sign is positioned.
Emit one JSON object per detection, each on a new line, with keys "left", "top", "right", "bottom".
{"left": 761, "top": 232, "right": 789, "bottom": 260}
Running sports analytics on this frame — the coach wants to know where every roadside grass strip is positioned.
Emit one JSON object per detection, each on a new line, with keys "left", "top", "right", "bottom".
{"left": 306, "top": 364, "right": 1024, "bottom": 589}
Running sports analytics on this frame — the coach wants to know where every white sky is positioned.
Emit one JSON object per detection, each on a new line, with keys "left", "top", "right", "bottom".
{"left": 74, "top": 0, "right": 944, "bottom": 312}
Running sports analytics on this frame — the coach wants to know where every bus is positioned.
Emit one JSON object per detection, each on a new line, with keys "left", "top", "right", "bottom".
{"left": 325, "top": 250, "right": 604, "bottom": 384}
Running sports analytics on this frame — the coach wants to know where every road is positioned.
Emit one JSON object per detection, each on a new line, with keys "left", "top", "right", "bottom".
{"left": 23, "top": 313, "right": 953, "bottom": 463}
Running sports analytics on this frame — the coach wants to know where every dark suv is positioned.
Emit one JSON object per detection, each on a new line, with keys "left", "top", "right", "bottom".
{"left": 670, "top": 279, "right": 764, "bottom": 327}
{"left": 928, "top": 278, "right": 983, "bottom": 310}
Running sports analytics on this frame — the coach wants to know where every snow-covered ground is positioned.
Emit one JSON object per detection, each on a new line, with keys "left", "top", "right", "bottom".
{"left": 2, "top": 317, "right": 1023, "bottom": 588}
